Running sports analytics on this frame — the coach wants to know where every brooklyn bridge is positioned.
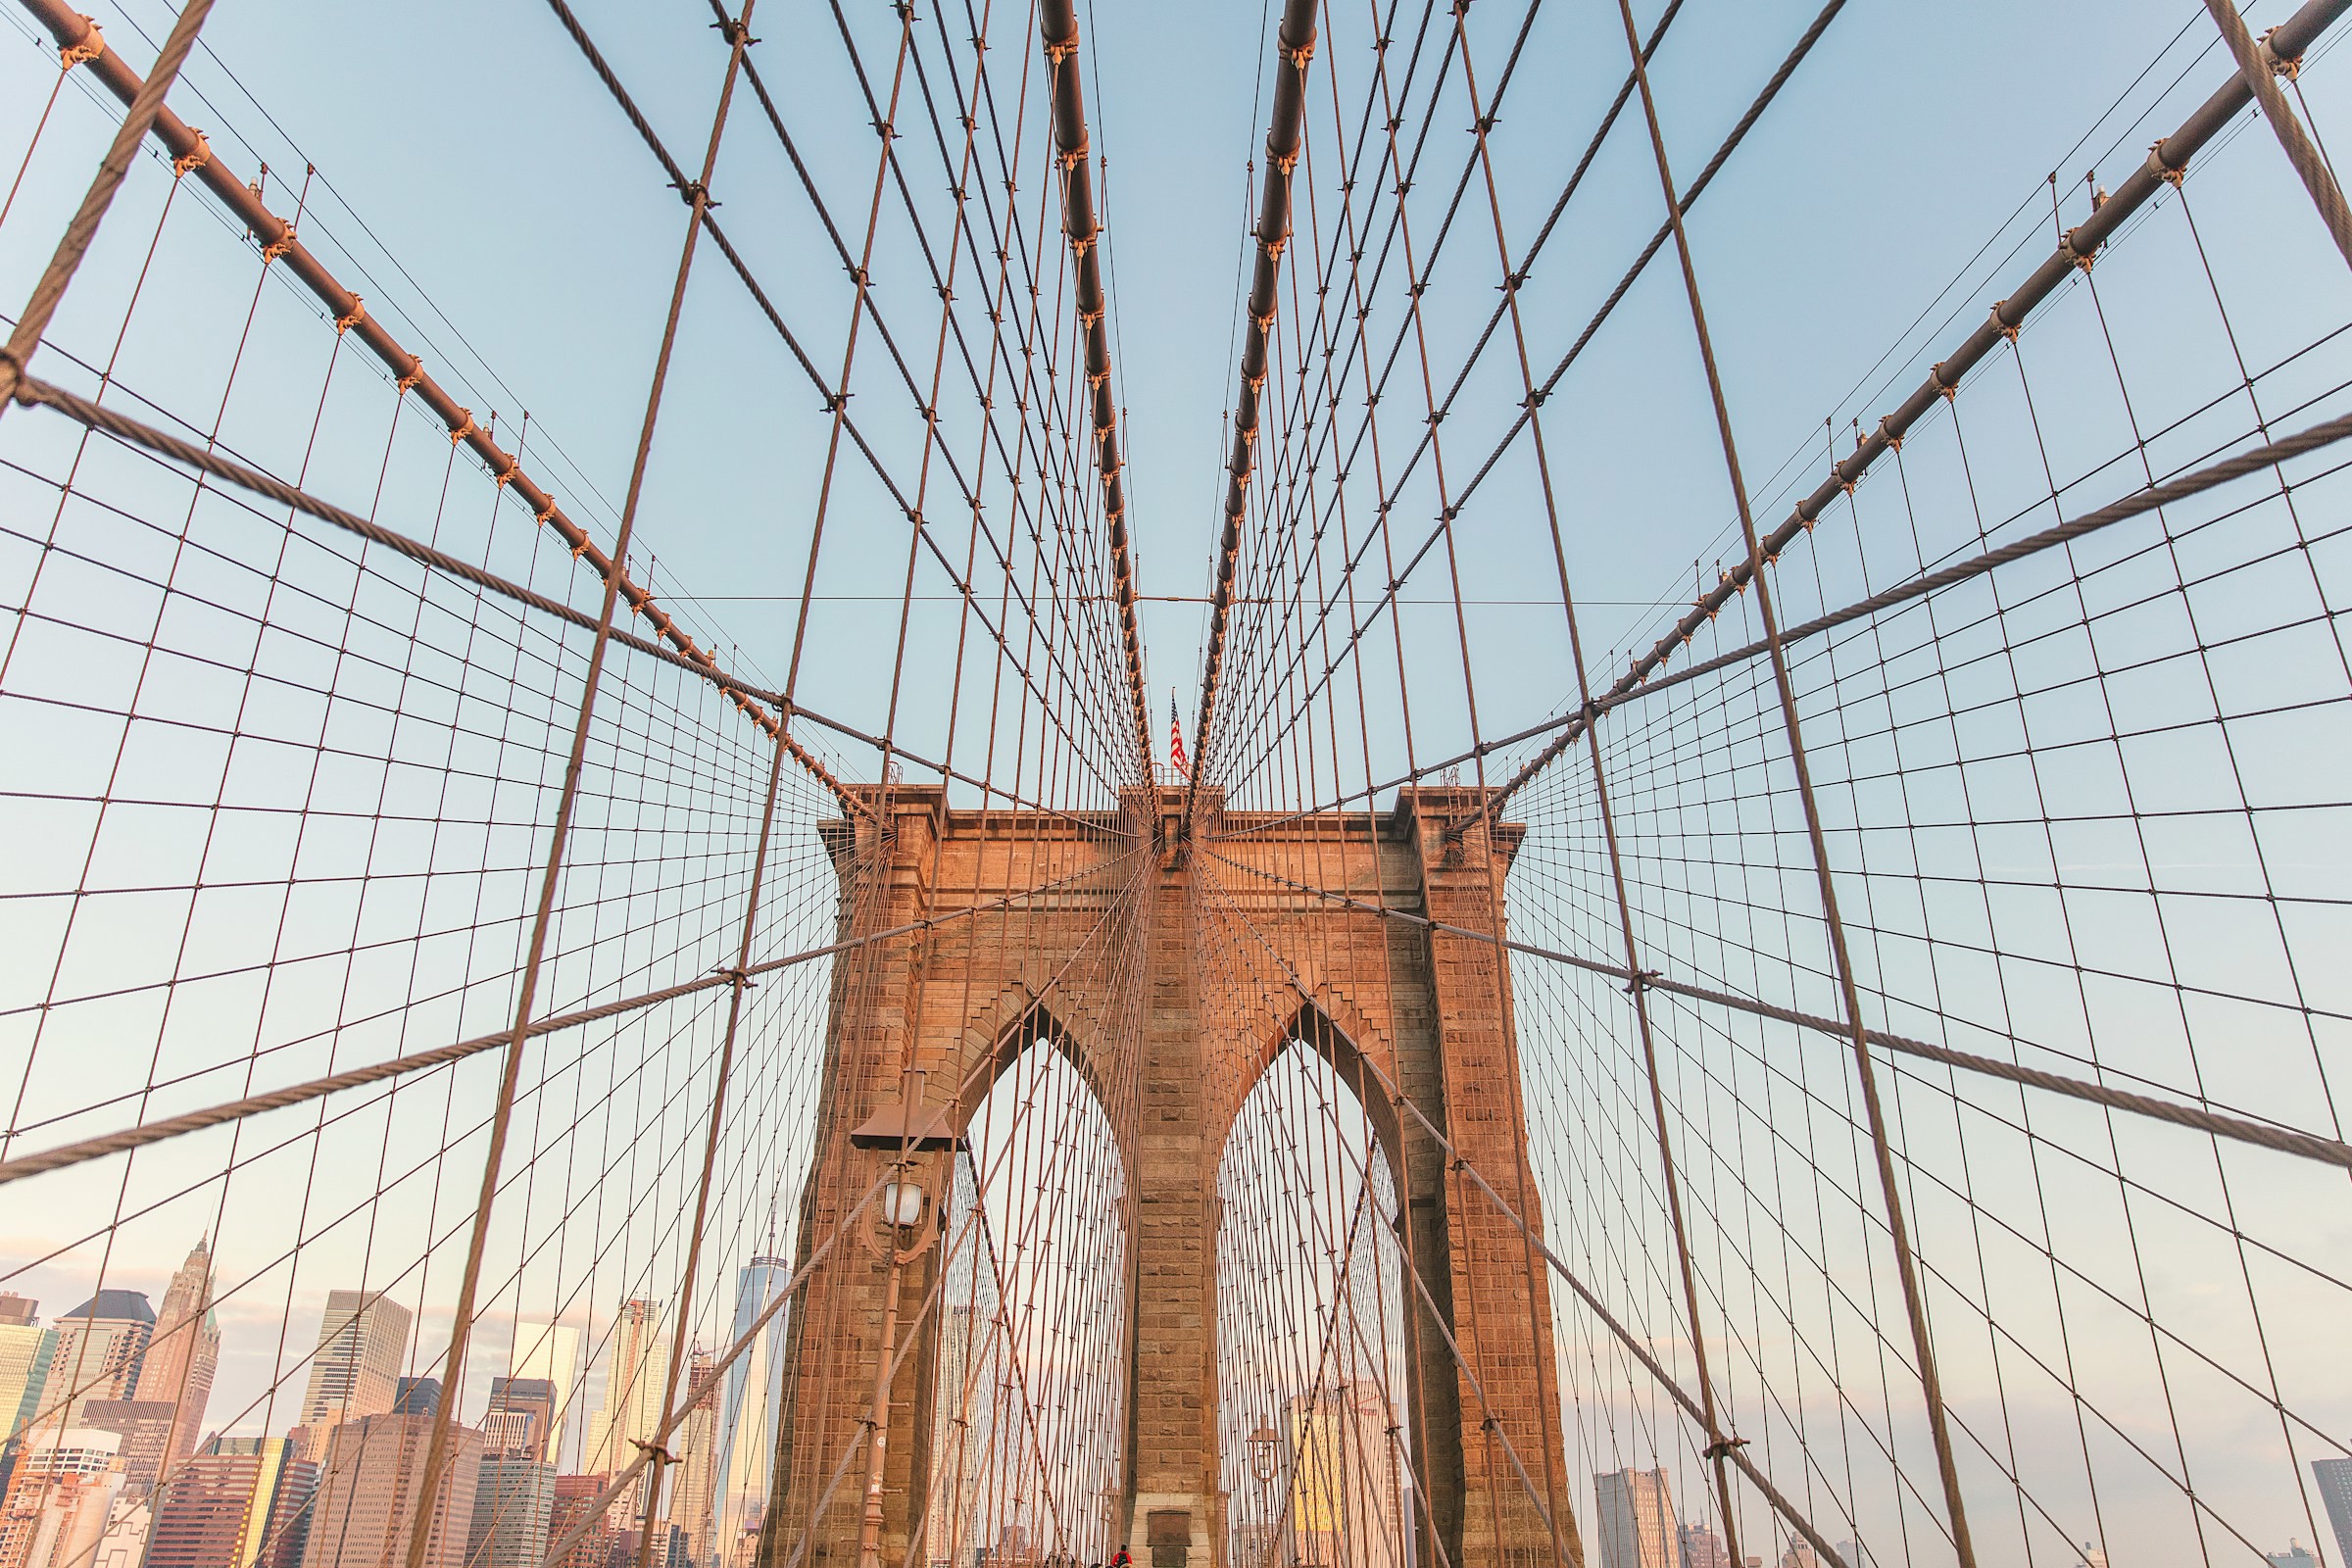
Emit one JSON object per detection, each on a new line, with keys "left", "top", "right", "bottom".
{"left": 0, "top": 4, "right": 2347, "bottom": 1568}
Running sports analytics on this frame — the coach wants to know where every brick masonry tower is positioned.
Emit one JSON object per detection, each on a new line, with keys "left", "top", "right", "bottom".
{"left": 761, "top": 784, "right": 1580, "bottom": 1568}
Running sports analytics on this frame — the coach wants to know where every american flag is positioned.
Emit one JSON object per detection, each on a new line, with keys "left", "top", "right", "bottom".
{"left": 1168, "top": 692, "right": 1189, "bottom": 781}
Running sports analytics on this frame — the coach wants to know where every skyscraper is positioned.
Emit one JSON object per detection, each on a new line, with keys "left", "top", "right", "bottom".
{"left": 547, "top": 1475, "right": 622, "bottom": 1568}
{"left": 504, "top": 1329, "right": 581, "bottom": 1472}
{"left": 580, "top": 1304, "right": 665, "bottom": 1482}
{"left": 79, "top": 1400, "right": 176, "bottom": 1495}
{"left": 299, "top": 1412, "right": 482, "bottom": 1568}
{"left": 1594, "top": 1469, "right": 1680, "bottom": 1568}
{"left": 0, "top": 1306, "right": 54, "bottom": 1459}
{"left": 392, "top": 1383, "right": 441, "bottom": 1420}
{"left": 923, "top": 1303, "right": 979, "bottom": 1568}
{"left": 465, "top": 1456, "right": 554, "bottom": 1568}
{"left": 482, "top": 1383, "right": 558, "bottom": 1464}
{"left": 295, "top": 1295, "right": 413, "bottom": 1467}
{"left": 1280, "top": 1383, "right": 1404, "bottom": 1568}
{"left": 38, "top": 1295, "right": 154, "bottom": 1434}
{"left": 145, "top": 1437, "right": 318, "bottom": 1568}
{"left": 2317, "top": 1457, "right": 2352, "bottom": 1568}
{"left": 710, "top": 1264, "right": 788, "bottom": 1561}
{"left": 1680, "top": 1524, "right": 1731, "bottom": 1568}
{"left": 0, "top": 1429, "right": 126, "bottom": 1568}
{"left": 663, "top": 1352, "right": 718, "bottom": 1568}
{"left": 134, "top": 1241, "right": 221, "bottom": 1475}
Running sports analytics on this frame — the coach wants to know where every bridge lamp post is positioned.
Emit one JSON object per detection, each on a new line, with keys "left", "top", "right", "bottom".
{"left": 849, "top": 1082, "right": 959, "bottom": 1568}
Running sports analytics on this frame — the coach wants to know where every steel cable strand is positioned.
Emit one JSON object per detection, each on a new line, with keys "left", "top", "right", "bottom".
{"left": 1216, "top": 0, "right": 1847, "bottom": 778}
{"left": 1467, "top": 0, "right": 2352, "bottom": 829}
{"left": 1198, "top": 854, "right": 1865, "bottom": 1568}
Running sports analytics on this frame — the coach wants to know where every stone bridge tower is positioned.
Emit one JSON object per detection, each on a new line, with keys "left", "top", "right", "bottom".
{"left": 760, "top": 784, "right": 1578, "bottom": 1568}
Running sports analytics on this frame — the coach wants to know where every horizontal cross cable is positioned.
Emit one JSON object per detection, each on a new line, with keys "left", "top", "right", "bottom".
{"left": 0, "top": 851, "right": 1136, "bottom": 1187}
{"left": 1199, "top": 848, "right": 2352, "bottom": 1172}
{"left": 11, "top": 0, "right": 793, "bottom": 749}
{"left": 1466, "top": 0, "right": 2352, "bottom": 828}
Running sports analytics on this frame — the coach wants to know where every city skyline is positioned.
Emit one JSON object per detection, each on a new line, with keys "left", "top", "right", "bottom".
{"left": 0, "top": 1245, "right": 776, "bottom": 1568}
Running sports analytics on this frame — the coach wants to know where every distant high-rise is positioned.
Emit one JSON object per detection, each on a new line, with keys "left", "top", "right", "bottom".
{"left": 299, "top": 1412, "right": 482, "bottom": 1568}
{"left": 1281, "top": 1383, "right": 1404, "bottom": 1568}
{"left": 922, "top": 1303, "right": 979, "bottom": 1568}
{"left": 465, "top": 1456, "right": 554, "bottom": 1568}
{"left": 1594, "top": 1469, "right": 1680, "bottom": 1568}
{"left": 294, "top": 1295, "right": 412, "bottom": 1467}
{"left": 483, "top": 1382, "right": 558, "bottom": 1464}
{"left": 547, "top": 1475, "right": 622, "bottom": 1568}
{"left": 711, "top": 1263, "right": 789, "bottom": 1560}
{"left": 134, "top": 1240, "right": 221, "bottom": 1475}
{"left": 1680, "top": 1524, "right": 1731, "bottom": 1568}
{"left": 146, "top": 1437, "right": 318, "bottom": 1568}
{"left": 39, "top": 1295, "right": 154, "bottom": 1434}
{"left": 0, "top": 1305, "right": 54, "bottom": 1458}
{"left": 664, "top": 1351, "right": 718, "bottom": 1568}
{"left": 580, "top": 1304, "right": 665, "bottom": 1482}
{"left": 504, "top": 1327, "right": 581, "bottom": 1470}
{"left": 2267, "top": 1544, "right": 2318, "bottom": 1568}
{"left": 0, "top": 1429, "right": 126, "bottom": 1568}
{"left": 79, "top": 1400, "right": 176, "bottom": 1495}
{"left": 392, "top": 1382, "right": 441, "bottom": 1420}
{"left": 91, "top": 1495, "right": 150, "bottom": 1568}
{"left": 2317, "top": 1458, "right": 2352, "bottom": 1568}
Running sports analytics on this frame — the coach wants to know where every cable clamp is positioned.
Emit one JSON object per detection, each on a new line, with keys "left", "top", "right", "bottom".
{"left": 534, "top": 500, "right": 558, "bottom": 526}
{"left": 1990, "top": 299, "right": 2019, "bottom": 343}
{"left": 448, "top": 410, "right": 476, "bottom": 447}
{"left": 1044, "top": 33, "right": 1078, "bottom": 66}
{"left": 261, "top": 225, "right": 296, "bottom": 265}
{"left": 629, "top": 1438, "right": 678, "bottom": 1468}
{"left": 1623, "top": 968, "right": 1661, "bottom": 996}
{"left": 172, "top": 132, "right": 211, "bottom": 179}
{"left": 335, "top": 296, "right": 366, "bottom": 335}
{"left": 493, "top": 458, "right": 520, "bottom": 490}
{"left": 1284, "top": 37, "right": 1317, "bottom": 70}
{"left": 670, "top": 177, "right": 715, "bottom": 209}
{"left": 2063, "top": 225, "right": 2097, "bottom": 273}
{"left": 570, "top": 535, "right": 593, "bottom": 560}
{"left": 710, "top": 16, "right": 758, "bottom": 46}
{"left": 60, "top": 18, "right": 102, "bottom": 69}
{"left": 2263, "top": 24, "right": 2301, "bottom": 79}
{"left": 1701, "top": 1435, "right": 1749, "bottom": 1461}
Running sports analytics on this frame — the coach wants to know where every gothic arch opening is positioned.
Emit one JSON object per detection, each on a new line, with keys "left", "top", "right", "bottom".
{"left": 923, "top": 1011, "right": 1129, "bottom": 1568}
{"left": 1216, "top": 1018, "right": 1416, "bottom": 1568}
